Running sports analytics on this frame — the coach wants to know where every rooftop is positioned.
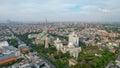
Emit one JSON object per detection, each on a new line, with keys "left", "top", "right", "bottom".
{"left": 0, "top": 53, "right": 16, "bottom": 61}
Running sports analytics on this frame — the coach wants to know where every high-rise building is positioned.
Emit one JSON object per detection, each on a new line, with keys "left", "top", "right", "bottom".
{"left": 45, "top": 36, "right": 49, "bottom": 48}
{"left": 54, "top": 32, "right": 81, "bottom": 58}
{"left": 69, "top": 32, "right": 79, "bottom": 47}
{"left": 44, "top": 20, "right": 49, "bottom": 48}
{"left": 54, "top": 38, "right": 63, "bottom": 51}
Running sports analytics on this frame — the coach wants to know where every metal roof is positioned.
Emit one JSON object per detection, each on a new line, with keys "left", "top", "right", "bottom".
{"left": 0, "top": 53, "right": 16, "bottom": 61}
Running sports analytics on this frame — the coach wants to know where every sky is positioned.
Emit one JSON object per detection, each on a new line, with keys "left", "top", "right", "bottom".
{"left": 0, "top": 0, "right": 120, "bottom": 23}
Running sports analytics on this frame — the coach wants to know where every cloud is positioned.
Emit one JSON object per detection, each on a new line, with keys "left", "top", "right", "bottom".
{"left": 0, "top": 0, "right": 119, "bottom": 22}
{"left": 98, "top": 8, "right": 111, "bottom": 13}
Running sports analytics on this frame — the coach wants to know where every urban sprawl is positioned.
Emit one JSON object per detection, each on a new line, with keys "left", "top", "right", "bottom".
{"left": 0, "top": 23, "right": 120, "bottom": 68}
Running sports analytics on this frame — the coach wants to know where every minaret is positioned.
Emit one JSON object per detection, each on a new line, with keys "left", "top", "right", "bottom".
{"left": 44, "top": 18, "right": 49, "bottom": 48}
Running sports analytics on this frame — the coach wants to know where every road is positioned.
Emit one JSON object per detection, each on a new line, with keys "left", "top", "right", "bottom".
{"left": 8, "top": 27, "right": 56, "bottom": 68}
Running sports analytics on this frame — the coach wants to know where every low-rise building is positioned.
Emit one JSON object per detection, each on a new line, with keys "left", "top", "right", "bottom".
{"left": 0, "top": 41, "right": 9, "bottom": 47}
{"left": 0, "top": 53, "right": 17, "bottom": 65}
{"left": 0, "top": 46, "right": 21, "bottom": 56}
{"left": 18, "top": 44, "right": 29, "bottom": 53}
{"left": 28, "top": 34, "right": 38, "bottom": 39}
{"left": 69, "top": 59, "right": 78, "bottom": 66}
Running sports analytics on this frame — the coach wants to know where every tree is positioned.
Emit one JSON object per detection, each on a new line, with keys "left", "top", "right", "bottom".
{"left": 8, "top": 39, "right": 18, "bottom": 48}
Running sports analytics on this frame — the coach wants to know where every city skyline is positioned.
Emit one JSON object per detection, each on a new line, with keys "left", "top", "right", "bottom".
{"left": 0, "top": 0, "right": 120, "bottom": 23}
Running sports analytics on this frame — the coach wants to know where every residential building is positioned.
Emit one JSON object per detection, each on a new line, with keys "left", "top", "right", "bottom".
{"left": 54, "top": 38, "right": 63, "bottom": 51}
{"left": 69, "top": 32, "right": 79, "bottom": 47}
{"left": 54, "top": 32, "right": 82, "bottom": 58}
{"left": 18, "top": 44, "right": 29, "bottom": 53}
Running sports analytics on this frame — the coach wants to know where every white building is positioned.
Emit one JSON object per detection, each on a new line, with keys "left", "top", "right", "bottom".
{"left": 69, "top": 59, "right": 78, "bottom": 66}
{"left": 61, "top": 43, "right": 81, "bottom": 58}
{"left": 0, "top": 41, "right": 9, "bottom": 47}
{"left": 54, "top": 32, "right": 81, "bottom": 58}
{"left": 0, "top": 46, "right": 20, "bottom": 56}
{"left": 69, "top": 32, "right": 79, "bottom": 47}
{"left": 28, "top": 34, "right": 38, "bottom": 39}
{"left": 54, "top": 38, "right": 63, "bottom": 51}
